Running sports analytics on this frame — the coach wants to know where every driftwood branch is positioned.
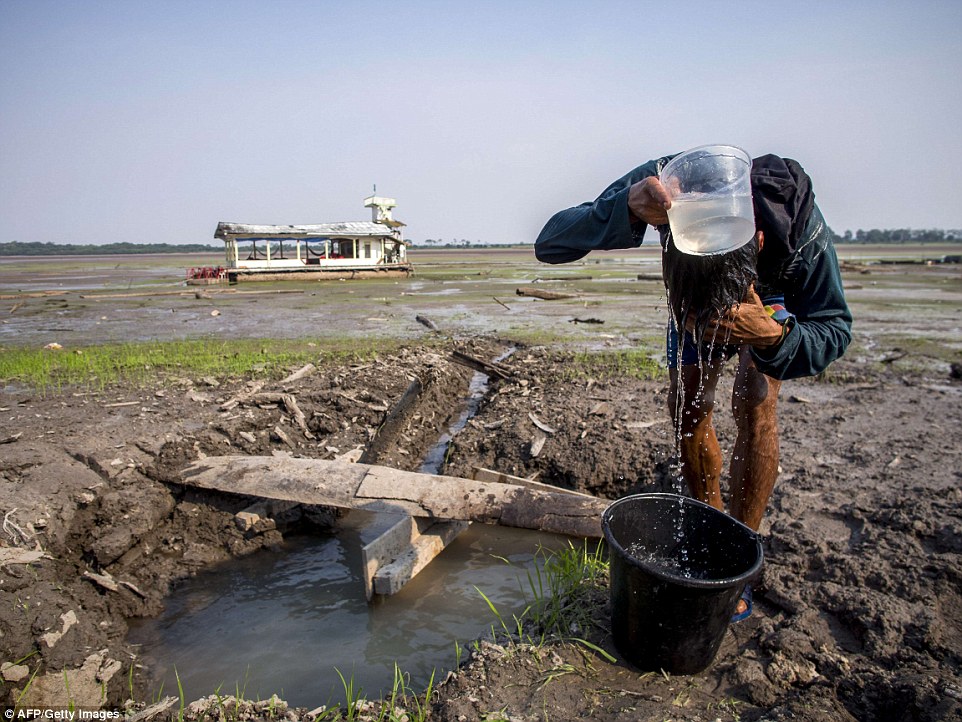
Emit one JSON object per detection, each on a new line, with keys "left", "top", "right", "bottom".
{"left": 515, "top": 286, "right": 579, "bottom": 301}
{"left": 528, "top": 412, "right": 557, "bottom": 434}
{"left": 252, "top": 392, "right": 309, "bottom": 434}
{"left": 534, "top": 275, "right": 593, "bottom": 282}
{"left": 79, "top": 289, "right": 304, "bottom": 300}
{"left": 127, "top": 697, "right": 179, "bottom": 722}
{"left": 415, "top": 315, "right": 439, "bottom": 331}
{"left": 83, "top": 570, "right": 147, "bottom": 598}
{"left": 880, "top": 351, "right": 909, "bottom": 364}
{"left": 280, "top": 363, "right": 317, "bottom": 384}
{"left": 219, "top": 381, "right": 267, "bottom": 411}
{"left": 359, "top": 376, "right": 423, "bottom": 464}
{"left": 450, "top": 350, "right": 510, "bottom": 380}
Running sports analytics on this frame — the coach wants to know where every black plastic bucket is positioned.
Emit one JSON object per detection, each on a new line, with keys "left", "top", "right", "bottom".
{"left": 602, "top": 493, "right": 763, "bottom": 674}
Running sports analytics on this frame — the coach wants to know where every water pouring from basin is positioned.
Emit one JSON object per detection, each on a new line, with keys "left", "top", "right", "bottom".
{"left": 602, "top": 493, "right": 763, "bottom": 674}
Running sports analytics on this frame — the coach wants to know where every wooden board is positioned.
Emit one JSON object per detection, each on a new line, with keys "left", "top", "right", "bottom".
{"left": 180, "top": 455, "right": 608, "bottom": 538}
{"left": 359, "top": 516, "right": 468, "bottom": 599}
{"left": 470, "top": 466, "right": 595, "bottom": 498}
{"left": 371, "top": 520, "right": 469, "bottom": 596}
{"left": 361, "top": 516, "right": 419, "bottom": 600}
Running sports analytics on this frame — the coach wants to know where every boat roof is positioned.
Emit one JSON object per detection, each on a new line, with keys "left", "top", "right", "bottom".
{"left": 215, "top": 221, "right": 398, "bottom": 240}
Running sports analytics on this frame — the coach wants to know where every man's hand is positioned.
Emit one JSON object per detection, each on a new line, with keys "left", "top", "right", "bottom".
{"left": 628, "top": 177, "right": 671, "bottom": 226}
{"left": 687, "top": 288, "right": 786, "bottom": 349}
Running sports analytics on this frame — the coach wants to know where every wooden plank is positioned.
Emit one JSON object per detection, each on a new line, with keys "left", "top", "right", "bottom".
{"left": 0, "top": 291, "right": 70, "bottom": 300}
{"left": 356, "top": 466, "right": 518, "bottom": 522}
{"left": 361, "top": 515, "right": 420, "bottom": 601}
{"left": 181, "top": 455, "right": 368, "bottom": 507}
{"left": 180, "top": 455, "right": 608, "bottom": 538}
{"left": 361, "top": 515, "right": 471, "bottom": 599}
{"left": 470, "top": 466, "right": 596, "bottom": 499}
{"left": 372, "top": 520, "right": 469, "bottom": 596}
{"left": 536, "top": 275, "right": 593, "bottom": 281}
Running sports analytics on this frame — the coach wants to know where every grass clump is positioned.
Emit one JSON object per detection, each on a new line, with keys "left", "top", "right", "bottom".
{"left": 524, "top": 541, "right": 611, "bottom": 648}
{"left": 312, "top": 664, "right": 435, "bottom": 721}
{"left": 873, "top": 334, "right": 960, "bottom": 366}
{"left": 560, "top": 348, "right": 665, "bottom": 382}
{"left": 0, "top": 337, "right": 402, "bottom": 394}
{"left": 139, "top": 663, "right": 435, "bottom": 722}
{"left": 476, "top": 541, "right": 613, "bottom": 661}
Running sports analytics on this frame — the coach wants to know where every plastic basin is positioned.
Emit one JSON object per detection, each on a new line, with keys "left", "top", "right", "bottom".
{"left": 660, "top": 144, "right": 754, "bottom": 256}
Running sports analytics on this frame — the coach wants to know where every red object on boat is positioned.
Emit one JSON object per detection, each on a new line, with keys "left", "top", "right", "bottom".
{"left": 186, "top": 266, "right": 227, "bottom": 281}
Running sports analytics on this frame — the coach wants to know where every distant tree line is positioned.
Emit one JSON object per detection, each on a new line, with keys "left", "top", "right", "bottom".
{"left": 415, "top": 238, "right": 484, "bottom": 247}
{"left": 831, "top": 228, "right": 960, "bottom": 244}
{"left": 415, "top": 229, "right": 962, "bottom": 248}
{"left": 3, "top": 229, "right": 961, "bottom": 255}
{"left": 0, "top": 241, "right": 222, "bottom": 256}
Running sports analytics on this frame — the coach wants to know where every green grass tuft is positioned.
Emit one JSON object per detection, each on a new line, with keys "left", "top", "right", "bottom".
{"left": 473, "top": 541, "right": 614, "bottom": 662}
{"left": 0, "top": 337, "right": 404, "bottom": 394}
{"left": 560, "top": 348, "right": 665, "bottom": 381}
{"left": 524, "top": 541, "right": 610, "bottom": 640}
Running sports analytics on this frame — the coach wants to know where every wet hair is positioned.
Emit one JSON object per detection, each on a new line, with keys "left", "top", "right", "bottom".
{"left": 662, "top": 233, "right": 759, "bottom": 349}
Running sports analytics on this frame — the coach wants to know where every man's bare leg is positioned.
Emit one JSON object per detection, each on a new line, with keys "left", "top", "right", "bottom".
{"left": 729, "top": 346, "right": 782, "bottom": 531}
{"left": 668, "top": 360, "right": 726, "bottom": 511}
{"left": 729, "top": 347, "right": 781, "bottom": 617}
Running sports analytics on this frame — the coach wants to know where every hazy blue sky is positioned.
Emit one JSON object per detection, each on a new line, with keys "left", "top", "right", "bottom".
{"left": 2, "top": 0, "right": 960, "bottom": 245}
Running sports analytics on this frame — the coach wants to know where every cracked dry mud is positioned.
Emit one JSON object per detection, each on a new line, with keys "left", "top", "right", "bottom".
{"left": 1, "top": 336, "right": 961, "bottom": 721}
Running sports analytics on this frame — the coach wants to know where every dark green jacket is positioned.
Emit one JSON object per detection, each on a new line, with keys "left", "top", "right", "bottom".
{"left": 534, "top": 157, "right": 853, "bottom": 380}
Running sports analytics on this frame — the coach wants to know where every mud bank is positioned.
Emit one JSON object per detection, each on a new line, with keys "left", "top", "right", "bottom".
{"left": 1, "top": 339, "right": 961, "bottom": 721}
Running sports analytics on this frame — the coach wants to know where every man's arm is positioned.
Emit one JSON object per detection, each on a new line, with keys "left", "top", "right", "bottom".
{"left": 534, "top": 157, "right": 672, "bottom": 264}
{"left": 750, "top": 210, "right": 853, "bottom": 380}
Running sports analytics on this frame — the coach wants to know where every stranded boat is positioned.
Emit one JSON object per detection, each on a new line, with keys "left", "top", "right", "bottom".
{"left": 190, "top": 195, "right": 412, "bottom": 284}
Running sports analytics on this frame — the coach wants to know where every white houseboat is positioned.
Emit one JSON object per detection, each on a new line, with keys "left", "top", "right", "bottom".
{"left": 207, "top": 195, "right": 411, "bottom": 283}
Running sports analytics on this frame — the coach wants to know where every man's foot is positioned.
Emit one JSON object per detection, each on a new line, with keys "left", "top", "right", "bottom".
{"left": 731, "top": 585, "right": 753, "bottom": 623}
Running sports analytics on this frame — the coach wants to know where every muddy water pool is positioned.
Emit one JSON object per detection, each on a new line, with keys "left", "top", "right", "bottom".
{"left": 127, "top": 516, "right": 572, "bottom": 708}
{"left": 127, "top": 362, "right": 574, "bottom": 709}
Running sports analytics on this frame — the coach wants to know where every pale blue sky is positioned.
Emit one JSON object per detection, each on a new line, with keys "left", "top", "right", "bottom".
{"left": 1, "top": 0, "right": 960, "bottom": 245}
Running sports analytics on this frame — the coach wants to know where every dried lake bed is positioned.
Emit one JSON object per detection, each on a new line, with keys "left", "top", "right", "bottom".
{"left": 1, "top": 244, "right": 961, "bottom": 721}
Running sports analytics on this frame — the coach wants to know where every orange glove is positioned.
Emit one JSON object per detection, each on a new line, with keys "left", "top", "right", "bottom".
{"left": 686, "top": 287, "right": 787, "bottom": 349}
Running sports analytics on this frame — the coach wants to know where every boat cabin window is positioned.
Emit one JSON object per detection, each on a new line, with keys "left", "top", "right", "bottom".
{"left": 238, "top": 238, "right": 292, "bottom": 260}
{"left": 331, "top": 238, "right": 356, "bottom": 259}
